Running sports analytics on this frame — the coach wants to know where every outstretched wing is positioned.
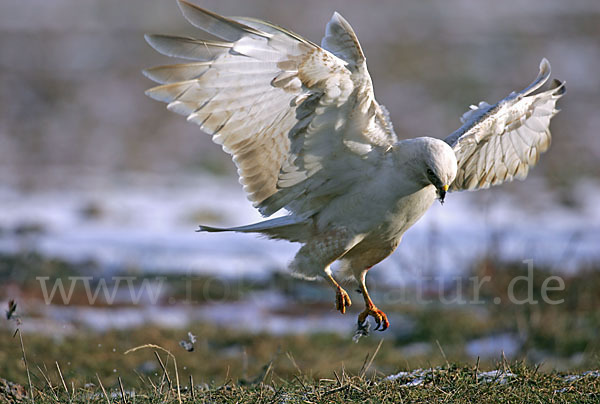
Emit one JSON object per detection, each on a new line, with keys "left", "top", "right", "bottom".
{"left": 444, "top": 59, "right": 565, "bottom": 191}
{"left": 144, "top": 1, "right": 396, "bottom": 217}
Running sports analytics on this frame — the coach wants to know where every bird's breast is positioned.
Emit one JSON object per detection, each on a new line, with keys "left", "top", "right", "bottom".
{"left": 381, "top": 185, "right": 438, "bottom": 239}
{"left": 317, "top": 177, "right": 437, "bottom": 243}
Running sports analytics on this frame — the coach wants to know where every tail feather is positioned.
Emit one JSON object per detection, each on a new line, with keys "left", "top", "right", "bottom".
{"left": 197, "top": 216, "right": 311, "bottom": 243}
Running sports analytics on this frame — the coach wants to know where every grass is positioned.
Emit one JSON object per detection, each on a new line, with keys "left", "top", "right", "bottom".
{"left": 1, "top": 252, "right": 600, "bottom": 402}
{"left": 1, "top": 319, "right": 599, "bottom": 403}
{"left": 2, "top": 346, "right": 600, "bottom": 403}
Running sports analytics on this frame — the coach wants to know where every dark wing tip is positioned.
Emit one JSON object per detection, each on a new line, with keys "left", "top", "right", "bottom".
{"left": 550, "top": 79, "right": 566, "bottom": 96}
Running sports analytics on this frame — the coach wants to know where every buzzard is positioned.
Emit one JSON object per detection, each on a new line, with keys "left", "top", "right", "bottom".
{"left": 144, "top": 1, "right": 565, "bottom": 331}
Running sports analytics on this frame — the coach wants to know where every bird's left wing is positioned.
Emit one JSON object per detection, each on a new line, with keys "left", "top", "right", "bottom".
{"left": 444, "top": 59, "right": 565, "bottom": 191}
{"left": 144, "top": 1, "right": 396, "bottom": 218}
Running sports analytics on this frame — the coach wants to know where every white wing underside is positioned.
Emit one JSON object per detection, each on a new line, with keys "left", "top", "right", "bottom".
{"left": 445, "top": 59, "right": 566, "bottom": 191}
{"left": 144, "top": 1, "right": 396, "bottom": 217}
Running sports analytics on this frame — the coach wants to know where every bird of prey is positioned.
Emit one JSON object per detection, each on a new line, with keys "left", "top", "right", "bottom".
{"left": 144, "top": 0, "right": 565, "bottom": 331}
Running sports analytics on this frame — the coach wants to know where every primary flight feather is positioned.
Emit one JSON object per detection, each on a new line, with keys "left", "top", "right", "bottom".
{"left": 145, "top": 0, "right": 565, "bottom": 331}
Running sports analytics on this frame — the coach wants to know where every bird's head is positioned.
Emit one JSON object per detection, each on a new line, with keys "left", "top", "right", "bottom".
{"left": 420, "top": 138, "right": 457, "bottom": 204}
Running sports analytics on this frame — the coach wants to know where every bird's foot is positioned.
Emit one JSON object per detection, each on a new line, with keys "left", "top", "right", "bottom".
{"left": 335, "top": 285, "right": 352, "bottom": 314}
{"left": 358, "top": 306, "right": 389, "bottom": 331}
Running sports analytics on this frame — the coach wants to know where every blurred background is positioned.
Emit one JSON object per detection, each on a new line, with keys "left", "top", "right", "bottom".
{"left": 1, "top": 0, "right": 599, "bottom": 387}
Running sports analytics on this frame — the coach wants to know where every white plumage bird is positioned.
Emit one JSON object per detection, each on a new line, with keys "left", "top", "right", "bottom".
{"left": 145, "top": 0, "right": 565, "bottom": 331}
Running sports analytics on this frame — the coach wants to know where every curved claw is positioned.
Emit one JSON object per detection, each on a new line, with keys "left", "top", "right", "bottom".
{"left": 358, "top": 306, "right": 389, "bottom": 331}
{"left": 335, "top": 286, "right": 352, "bottom": 314}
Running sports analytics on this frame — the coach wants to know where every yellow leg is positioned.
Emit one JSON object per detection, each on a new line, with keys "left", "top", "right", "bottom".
{"left": 357, "top": 272, "right": 389, "bottom": 331}
{"left": 325, "top": 273, "right": 352, "bottom": 314}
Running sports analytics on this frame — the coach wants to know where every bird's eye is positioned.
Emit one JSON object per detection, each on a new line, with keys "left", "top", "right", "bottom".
{"left": 426, "top": 168, "right": 434, "bottom": 177}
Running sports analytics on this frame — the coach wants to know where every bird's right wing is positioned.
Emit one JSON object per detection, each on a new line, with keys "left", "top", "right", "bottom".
{"left": 144, "top": 1, "right": 396, "bottom": 217}
{"left": 444, "top": 59, "right": 565, "bottom": 191}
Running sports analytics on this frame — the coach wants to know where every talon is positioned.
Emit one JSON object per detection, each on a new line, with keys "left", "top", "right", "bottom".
{"left": 379, "top": 318, "right": 389, "bottom": 331}
{"left": 335, "top": 285, "right": 352, "bottom": 314}
{"left": 358, "top": 306, "right": 389, "bottom": 331}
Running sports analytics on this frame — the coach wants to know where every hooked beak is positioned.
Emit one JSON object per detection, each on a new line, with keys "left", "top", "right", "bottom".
{"left": 437, "top": 184, "right": 449, "bottom": 204}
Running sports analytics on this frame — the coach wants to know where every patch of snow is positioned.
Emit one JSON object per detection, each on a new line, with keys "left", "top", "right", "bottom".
{"left": 386, "top": 368, "right": 517, "bottom": 386}
{"left": 477, "top": 370, "right": 516, "bottom": 384}
{"left": 386, "top": 368, "right": 430, "bottom": 386}
{"left": 561, "top": 370, "right": 600, "bottom": 383}
{"left": 0, "top": 175, "right": 599, "bottom": 284}
{"left": 465, "top": 333, "right": 521, "bottom": 358}
{"left": 11, "top": 291, "right": 355, "bottom": 335}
